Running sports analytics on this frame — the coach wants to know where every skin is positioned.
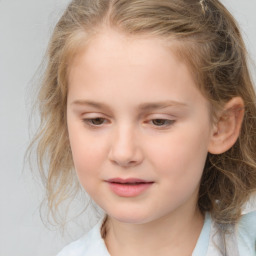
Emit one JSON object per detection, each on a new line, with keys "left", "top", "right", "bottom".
{"left": 66, "top": 29, "right": 244, "bottom": 255}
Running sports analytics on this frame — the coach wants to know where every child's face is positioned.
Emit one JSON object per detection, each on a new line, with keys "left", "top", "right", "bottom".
{"left": 67, "top": 29, "right": 214, "bottom": 224}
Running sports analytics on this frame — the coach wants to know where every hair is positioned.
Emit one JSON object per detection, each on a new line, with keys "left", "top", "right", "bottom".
{"left": 29, "top": 0, "right": 256, "bottom": 226}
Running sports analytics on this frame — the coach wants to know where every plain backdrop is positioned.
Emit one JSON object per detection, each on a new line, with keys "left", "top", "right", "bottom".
{"left": 0, "top": 1, "right": 255, "bottom": 255}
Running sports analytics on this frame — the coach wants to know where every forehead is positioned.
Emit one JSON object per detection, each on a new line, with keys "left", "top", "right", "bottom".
{"left": 67, "top": 28, "right": 209, "bottom": 111}
{"left": 69, "top": 29, "right": 184, "bottom": 84}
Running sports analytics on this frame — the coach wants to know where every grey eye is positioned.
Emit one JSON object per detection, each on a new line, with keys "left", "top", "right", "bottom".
{"left": 83, "top": 118, "right": 106, "bottom": 126}
{"left": 152, "top": 119, "right": 168, "bottom": 126}
{"left": 90, "top": 118, "right": 105, "bottom": 125}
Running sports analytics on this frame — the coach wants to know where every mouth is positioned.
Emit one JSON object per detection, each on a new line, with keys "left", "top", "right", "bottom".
{"left": 106, "top": 178, "right": 154, "bottom": 197}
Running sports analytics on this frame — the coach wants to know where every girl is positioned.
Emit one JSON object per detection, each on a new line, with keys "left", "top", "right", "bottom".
{"left": 31, "top": 0, "right": 256, "bottom": 255}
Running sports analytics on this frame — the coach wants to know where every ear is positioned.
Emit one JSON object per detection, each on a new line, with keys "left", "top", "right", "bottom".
{"left": 208, "top": 97, "right": 244, "bottom": 155}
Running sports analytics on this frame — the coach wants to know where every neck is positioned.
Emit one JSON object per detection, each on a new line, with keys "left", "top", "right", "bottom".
{"left": 104, "top": 207, "right": 204, "bottom": 256}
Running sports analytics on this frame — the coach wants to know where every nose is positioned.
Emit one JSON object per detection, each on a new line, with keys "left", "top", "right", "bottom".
{"left": 108, "top": 125, "right": 144, "bottom": 168}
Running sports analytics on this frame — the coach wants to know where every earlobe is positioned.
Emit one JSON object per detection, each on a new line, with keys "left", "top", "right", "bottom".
{"left": 208, "top": 97, "right": 244, "bottom": 155}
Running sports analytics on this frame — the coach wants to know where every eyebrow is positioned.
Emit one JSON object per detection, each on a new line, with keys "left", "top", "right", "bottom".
{"left": 71, "top": 100, "right": 188, "bottom": 111}
{"left": 138, "top": 101, "right": 188, "bottom": 111}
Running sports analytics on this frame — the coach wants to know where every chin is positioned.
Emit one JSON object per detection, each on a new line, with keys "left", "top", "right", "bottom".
{"left": 107, "top": 208, "right": 155, "bottom": 225}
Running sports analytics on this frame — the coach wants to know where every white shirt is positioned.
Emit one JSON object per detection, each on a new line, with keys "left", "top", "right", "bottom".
{"left": 57, "top": 211, "right": 256, "bottom": 256}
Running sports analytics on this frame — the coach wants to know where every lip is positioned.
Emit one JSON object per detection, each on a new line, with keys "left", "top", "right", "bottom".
{"left": 106, "top": 178, "right": 154, "bottom": 197}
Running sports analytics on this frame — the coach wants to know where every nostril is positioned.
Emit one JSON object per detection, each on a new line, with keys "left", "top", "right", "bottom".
{"left": 108, "top": 150, "right": 143, "bottom": 167}
{"left": 111, "top": 159, "right": 138, "bottom": 168}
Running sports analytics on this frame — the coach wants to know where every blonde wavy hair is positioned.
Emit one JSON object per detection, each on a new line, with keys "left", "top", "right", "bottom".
{"left": 29, "top": 0, "right": 256, "bottom": 225}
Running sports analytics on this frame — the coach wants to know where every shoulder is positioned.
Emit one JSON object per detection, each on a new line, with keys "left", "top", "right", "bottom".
{"left": 237, "top": 210, "right": 256, "bottom": 256}
{"left": 197, "top": 210, "right": 256, "bottom": 256}
{"left": 56, "top": 218, "right": 110, "bottom": 256}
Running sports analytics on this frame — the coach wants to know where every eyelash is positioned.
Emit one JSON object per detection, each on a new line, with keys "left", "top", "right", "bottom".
{"left": 82, "top": 118, "right": 107, "bottom": 127}
{"left": 82, "top": 118, "right": 175, "bottom": 128}
{"left": 149, "top": 119, "right": 175, "bottom": 127}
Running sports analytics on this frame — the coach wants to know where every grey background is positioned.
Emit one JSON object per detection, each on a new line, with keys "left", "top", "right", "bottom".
{"left": 0, "top": 1, "right": 255, "bottom": 255}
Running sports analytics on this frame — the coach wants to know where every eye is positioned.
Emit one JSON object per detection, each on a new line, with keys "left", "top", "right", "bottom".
{"left": 83, "top": 117, "right": 107, "bottom": 126}
{"left": 151, "top": 119, "right": 175, "bottom": 127}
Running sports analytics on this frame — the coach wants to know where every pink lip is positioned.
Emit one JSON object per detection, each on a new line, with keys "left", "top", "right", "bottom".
{"left": 106, "top": 178, "right": 154, "bottom": 197}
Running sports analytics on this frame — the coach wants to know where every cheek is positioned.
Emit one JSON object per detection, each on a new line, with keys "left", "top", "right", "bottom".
{"left": 67, "top": 122, "right": 107, "bottom": 186}
{"left": 147, "top": 125, "right": 209, "bottom": 182}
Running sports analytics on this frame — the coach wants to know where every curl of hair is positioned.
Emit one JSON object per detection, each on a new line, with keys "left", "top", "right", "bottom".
{"left": 29, "top": 0, "right": 256, "bottom": 226}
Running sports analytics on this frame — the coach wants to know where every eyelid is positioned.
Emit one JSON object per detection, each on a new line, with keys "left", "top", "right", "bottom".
{"left": 81, "top": 112, "right": 108, "bottom": 117}
{"left": 145, "top": 113, "right": 177, "bottom": 120}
